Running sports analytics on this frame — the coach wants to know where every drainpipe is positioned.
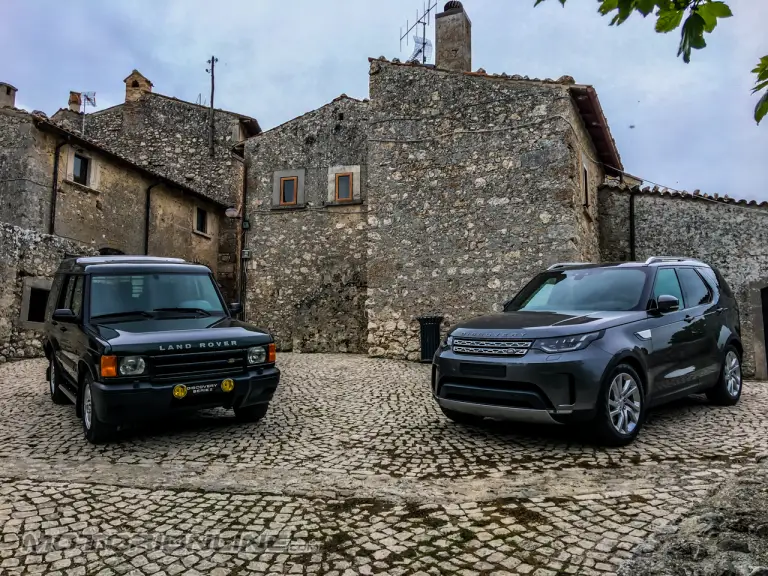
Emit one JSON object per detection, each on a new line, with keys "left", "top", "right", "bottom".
{"left": 144, "top": 182, "right": 161, "bottom": 255}
{"left": 239, "top": 160, "right": 249, "bottom": 320}
{"left": 49, "top": 140, "right": 68, "bottom": 234}
{"left": 629, "top": 191, "right": 637, "bottom": 262}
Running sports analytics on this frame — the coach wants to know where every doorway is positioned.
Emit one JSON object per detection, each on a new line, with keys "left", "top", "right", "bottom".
{"left": 761, "top": 287, "right": 768, "bottom": 376}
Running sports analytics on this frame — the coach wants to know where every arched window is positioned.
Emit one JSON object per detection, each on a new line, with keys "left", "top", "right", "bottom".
{"left": 131, "top": 80, "right": 140, "bottom": 88}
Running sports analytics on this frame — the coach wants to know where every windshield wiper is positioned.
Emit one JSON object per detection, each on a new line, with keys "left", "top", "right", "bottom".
{"left": 91, "top": 310, "right": 155, "bottom": 321}
{"left": 152, "top": 307, "right": 212, "bottom": 317}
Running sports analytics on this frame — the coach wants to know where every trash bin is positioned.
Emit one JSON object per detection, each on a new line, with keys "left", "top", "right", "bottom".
{"left": 416, "top": 315, "right": 444, "bottom": 363}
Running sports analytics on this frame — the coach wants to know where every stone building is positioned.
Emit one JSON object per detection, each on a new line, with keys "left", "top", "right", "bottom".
{"left": 0, "top": 91, "right": 231, "bottom": 361}
{"left": 51, "top": 69, "right": 261, "bottom": 301}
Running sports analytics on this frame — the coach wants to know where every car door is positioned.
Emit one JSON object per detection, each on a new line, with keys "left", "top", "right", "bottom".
{"left": 677, "top": 266, "right": 720, "bottom": 387}
{"left": 55, "top": 275, "right": 84, "bottom": 382}
{"left": 644, "top": 267, "right": 699, "bottom": 401}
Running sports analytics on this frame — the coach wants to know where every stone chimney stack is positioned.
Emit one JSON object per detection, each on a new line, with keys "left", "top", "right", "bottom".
{"left": 68, "top": 91, "right": 82, "bottom": 112}
{"left": 124, "top": 70, "right": 153, "bottom": 103}
{"left": 435, "top": 1, "right": 472, "bottom": 72}
{"left": 0, "top": 82, "right": 18, "bottom": 108}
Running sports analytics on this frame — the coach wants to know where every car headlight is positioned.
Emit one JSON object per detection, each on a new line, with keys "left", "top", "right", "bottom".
{"left": 441, "top": 335, "right": 454, "bottom": 349}
{"left": 118, "top": 356, "right": 147, "bottom": 376}
{"left": 247, "top": 346, "right": 267, "bottom": 365}
{"left": 537, "top": 331, "right": 602, "bottom": 353}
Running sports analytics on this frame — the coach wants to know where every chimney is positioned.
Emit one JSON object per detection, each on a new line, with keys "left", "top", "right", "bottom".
{"left": 435, "top": 1, "right": 472, "bottom": 72}
{"left": 124, "top": 69, "right": 153, "bottom": 103}
{"left": 0, "top": 82, "right": 18, "bottom": 108}
{"left": 68, "top": 91, "right": 82, "bottom": 112}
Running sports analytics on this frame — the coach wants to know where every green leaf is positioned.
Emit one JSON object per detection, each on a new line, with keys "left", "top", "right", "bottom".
{"left": 656, "top": 7, "right": 684, "bottom": 32}
{"left": 677, "top": 13, "right": 706, "bottom": 62}
{"left": 754, "top": 79, "right": 768, "bottom": 94}
{"left": 755, "top": 91, "right": 768, "bottom": 125}
{"left": 752, "top": 58, "right": 768, "bottom": 82}
{"left": 635, "top": 0, "right": 656, "bottom": 16}
{"left": 597, "top": 0, "right": 619, "bottom": 15}
{"left": 702, "top": 1, "right": 732, "bottom": 18}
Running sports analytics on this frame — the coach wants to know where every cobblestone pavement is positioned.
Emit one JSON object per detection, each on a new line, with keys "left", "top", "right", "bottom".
{"left": 0, "top": 354, "right": 767, "bottom": 575}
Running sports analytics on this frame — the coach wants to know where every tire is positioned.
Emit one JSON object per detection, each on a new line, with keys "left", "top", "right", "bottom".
{"left": 706, "top": 345, "right": 742, "bottom": 406}
{"left": 439, "top": 405, "right": 485, "bottom": 426}
{"left": 593, "top": 364, "right": 646, "bottom": 446}
{"left": 81, "top": 374, "right": 113, "bottom": 444}
{"left": 234, "top": 403, "right": 269, "bottom": 423}
{"left": 48, "top": 357, "right": 70, "bottom": 405}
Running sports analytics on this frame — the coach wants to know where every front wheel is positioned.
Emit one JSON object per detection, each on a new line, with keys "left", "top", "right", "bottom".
{"left": 706, "top": 346, "right": 742, "bottom": 406}
{"left": 81, "top": 375, "right": 114, "bottom": 444}
{"left": 593, "top": 364, "right": 646, "bottom": 446}
{"left": 234, "top": 403, "right": 269, "bottom": 423}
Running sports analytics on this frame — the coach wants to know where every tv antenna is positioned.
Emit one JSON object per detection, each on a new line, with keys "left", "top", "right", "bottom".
{"left": 399, "top": 1, "right": 438, "bottom": 64}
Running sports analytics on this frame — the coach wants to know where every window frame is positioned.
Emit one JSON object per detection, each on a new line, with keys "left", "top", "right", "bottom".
{"left": 650, "top": 267, "right": 685, "bottom": 310}
{"left": 334, "top": 172, "right": 354, "bottom": 203}
{"left": 280, "top": 176, "right": 299, "bottom": 206}
{"left": 73, "top": 153, "right": 90, "bottom": 186}
{"left": 675, "top": 266, "right": 714, "bottom": 309}
{"left": 195, "top": 207, "right": 209, "bottom": 235}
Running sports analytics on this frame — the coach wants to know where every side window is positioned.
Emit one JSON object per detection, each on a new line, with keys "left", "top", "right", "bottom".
{"left": 45, "top": 275, "right": 64, "bottom": 320}
{"left": 677, "top": 268, "right": 713, "bottom": 308}
{"left": 70, "top": 276, "right": 84, "bottom": 317}
{"left": 652, "top": 268, "right": 684, "bottom": 307}
{"left": 58, "top": 275, "right": 75, "bottom": 310}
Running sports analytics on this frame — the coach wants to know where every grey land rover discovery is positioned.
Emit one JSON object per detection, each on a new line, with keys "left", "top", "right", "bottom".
{"left": 432, "top": 257, "right": 743, "bottom": 445}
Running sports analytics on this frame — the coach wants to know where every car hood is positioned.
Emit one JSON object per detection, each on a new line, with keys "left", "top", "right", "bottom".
{"left": 450, "top": 310, "right": 646, "bottom": 339}
{"left": 90, "top": 316, "right": 273, "bottom": 354}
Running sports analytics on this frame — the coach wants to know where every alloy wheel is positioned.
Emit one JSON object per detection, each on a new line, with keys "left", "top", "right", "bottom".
{"left": 725, "top": 351, "right": 741, "bottom": 397}
{"left": 608, "top": 372, "right": 641, "bottom": 435}
{"left": 83, "top": 384, "right": 93, "bottom": 430}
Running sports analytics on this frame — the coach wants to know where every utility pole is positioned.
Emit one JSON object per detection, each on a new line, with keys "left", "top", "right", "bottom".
{"left": 206, "top": 55, "right": 218, "bottom": 157}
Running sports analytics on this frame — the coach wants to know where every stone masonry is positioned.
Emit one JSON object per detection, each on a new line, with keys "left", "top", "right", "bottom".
{"left": 244, "top": 96, "right": 369, "bottom": 352}
{"left": 0, "top": 222, "right": 96, "bottom": 362}
{"left": 365, "top": 59, "right": 604, "bottom": 359}
{"left": 599, "top": 184, "right": 768, "bottom": 378}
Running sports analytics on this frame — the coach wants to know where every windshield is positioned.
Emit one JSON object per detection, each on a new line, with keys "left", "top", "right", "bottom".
{"left": 507, "top": 268, "right": 650, "bottom": 312}
{"left": 89, "top": 273, "right": 226, "bottom": 319}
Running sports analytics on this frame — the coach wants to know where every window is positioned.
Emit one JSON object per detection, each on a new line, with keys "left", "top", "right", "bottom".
{"left": 73, "top": 153, "right": 89, "bottom": 186}
{"left": 335, "top": 173, "right": 353, "bottom": 202}
{"left": 280, "top": 177, "right": 298, "bottom": 206}
{"left": 70, "top": 276, "right": 84, "bottom": 317}
{"left": 195, "top": 207, "right": 208, "bottom": 234}
{"left": 131, "top": 80, "right": 139, "bottom": 88}
{"left": 677, "top": 268, "right": 713, "bottom": 308}
{"left": 59, "top": 275, "right": 76, "bottom": 309}
{"left": 19, "top": 277, "right": 54, "bottom": 330}
{"left": 652, "top": 268, "right": 684, "bottom": 306}
{"left": 582, "top": 162, "right": 589, "bottom": 208}
{"left": 508, "top": 268, "right": 649, "bottom": 312}
{"left": 27, "top": 288, "right": 49, "bottom": 323}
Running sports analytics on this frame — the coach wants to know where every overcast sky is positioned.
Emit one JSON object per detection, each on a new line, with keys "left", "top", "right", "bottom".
{"left": 2, "top": 0, "right": 766, "bottom": 199}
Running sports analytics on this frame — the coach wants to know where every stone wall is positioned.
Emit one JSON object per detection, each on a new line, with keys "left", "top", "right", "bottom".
{"left": 0, "top": 109, "right": 53, "bottom": 232}
{"left": 0, "top": 222, "right": 95, "bottom": 362}
{"left": 243, "top": 96, "right": 368, "bottom": 352}
{"left": 599, "top": 186, "right": 768, "bottom": 377}
{"left": 366, "top": 60, "right": 595, "bottom": 359}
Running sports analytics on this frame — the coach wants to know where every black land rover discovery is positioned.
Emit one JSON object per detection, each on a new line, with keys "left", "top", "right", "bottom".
{"left": 432, "top": 257, "right": 743, "bottom": 445}
{"left": 42, "top": 256, "right": 280, "bottom": 443}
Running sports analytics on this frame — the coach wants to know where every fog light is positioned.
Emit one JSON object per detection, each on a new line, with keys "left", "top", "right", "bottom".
{"left": 172, "top": 384, "right": 187, "bottom": 399}
{"left": 221, "top": 379, "right": 234, "bottom": 393}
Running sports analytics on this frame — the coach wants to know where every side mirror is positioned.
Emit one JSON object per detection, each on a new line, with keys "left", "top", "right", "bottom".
{"left": 229, "top": 303, "right": 243, "bottom": 315}
{"left": 656, "top": 295, "right": 680, "bottom": 314}
{"left": 52, "top": 308, "right": 77, "bottom": 323}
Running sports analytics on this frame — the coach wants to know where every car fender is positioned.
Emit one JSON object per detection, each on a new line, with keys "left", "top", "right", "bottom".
{"left": 598, "top": 348, "right": 651, "bottom": 394}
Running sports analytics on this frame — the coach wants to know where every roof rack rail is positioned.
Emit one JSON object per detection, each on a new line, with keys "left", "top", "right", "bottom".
{"left": 547, "top": 262, "right": 588, "bottom": 271}
{"left": 644, "top": 256, "right": 703, "bottom": 265}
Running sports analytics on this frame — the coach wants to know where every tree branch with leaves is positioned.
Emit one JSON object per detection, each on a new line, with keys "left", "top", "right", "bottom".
{"left": 535, "top": 0, "right": 768, "bottom": 124}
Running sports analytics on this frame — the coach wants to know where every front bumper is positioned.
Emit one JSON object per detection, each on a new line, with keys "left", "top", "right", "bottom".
{"left": 90, "top": 366, "right": 280, "bottom": 425}
{"left": 432, "top": 345, "right": 613, "bottom": 424}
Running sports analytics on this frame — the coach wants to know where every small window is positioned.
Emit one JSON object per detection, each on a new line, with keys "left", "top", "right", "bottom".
{"left": 73, "top": 154, "right": 90, "bottom": 186}
{"left": 131, "top": 80, "right": 140, "bottom": 88}
{"left": 280, "top": 177, "right": 298, "bottom": 206}
{"left": 677, "top": 268, "right": 713, "bottom": 308}
{"left": 335, "top": 173, "right": 353, "bottom": 202}
{"left": 652, "top": 268, "right": 684, "bottom": 307}
{"left": 27, "top": 288, "right": 50, "bottom": 323}
{"left": 195, "top": 207, "right": 208, "bottom": 234}
{"left": 59, "top": 276, "right": 76, "bottom": 309}
{"left": 582, "top": 163, "right": 589, "bottom": 208}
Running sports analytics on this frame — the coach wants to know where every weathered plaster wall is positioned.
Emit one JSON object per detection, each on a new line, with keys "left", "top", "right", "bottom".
{"left": 244, "top": 97, "right": 368, "bottom": 352}
{"left": 148, "top": 184, "right": 221, "bottom": 274}
{"left": 0, "top": 223, "right": 95, "bottom": 362}
{"left": 598, "top": 186, "right": 768, "bottom": 377}
{"left": 366, "top": 60, "right": 587, "bottom": 360}
{"left": 0, "top": 110, "right": 53, "bottom": 232}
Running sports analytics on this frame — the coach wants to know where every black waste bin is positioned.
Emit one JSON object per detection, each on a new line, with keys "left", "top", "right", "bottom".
{"left": 416, "top": 315, "right": 444, "bottom": 363}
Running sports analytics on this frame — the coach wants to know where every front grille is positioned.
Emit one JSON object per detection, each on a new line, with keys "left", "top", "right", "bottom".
{"left": 149, "top": 349, "right": 247, "bottom": 382}
{"left": 452, "top": 339, "right": 533, "bottom": 356}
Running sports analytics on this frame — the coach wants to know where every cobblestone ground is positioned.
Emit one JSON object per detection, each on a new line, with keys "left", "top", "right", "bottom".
{"left": 0, "top": 354, "right": 766, "bottom": 575}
